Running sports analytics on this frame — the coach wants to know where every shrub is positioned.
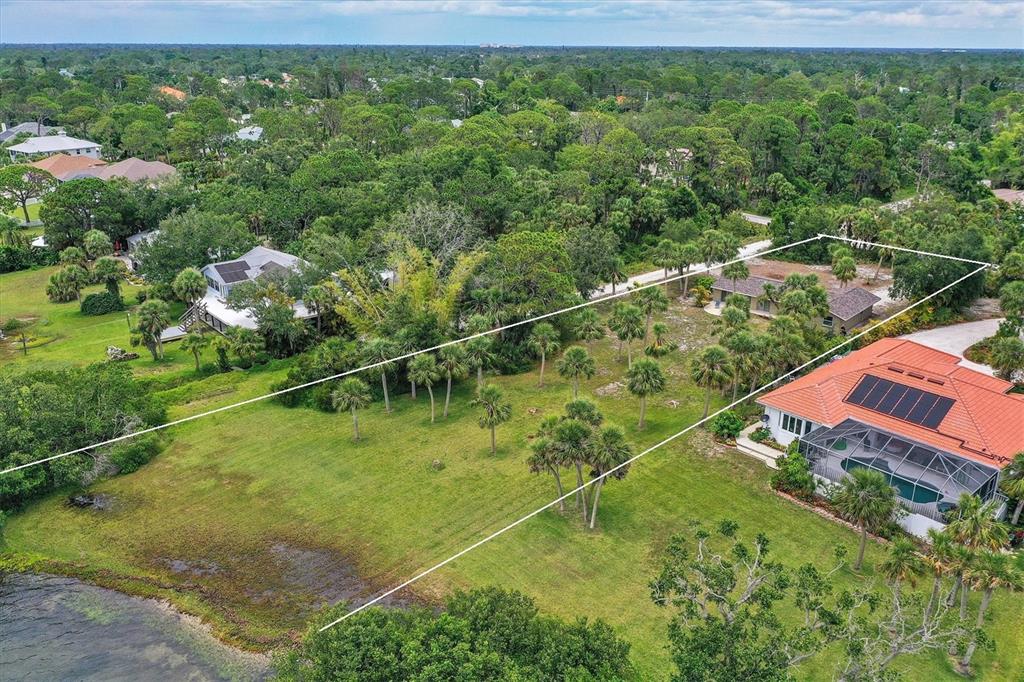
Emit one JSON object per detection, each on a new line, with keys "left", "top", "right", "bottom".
{"left": 109, "top": 435, "right": 163, "bottom": 474}
{"left": 770, "top": 442, "right": 816, "bottom": 500}
{"left": 710, "top": 410, "right": 745, "bottom": 440}
{"left": 0, "top": 245, "right": 57, "bottom": 273}
{"left": 309, "top": 382, "right": 336, "bottom": 412}
{"left": 80, "top": 291, "right": 125, "bottom": 316}
{"left": 135, "top": 288, "right": 148, "bottom": 303}
{"left": 691, "top": 285, "right": 712, "bottom": 307}
{"left": 749, "top": 426, "right": 771, "bottom": 443}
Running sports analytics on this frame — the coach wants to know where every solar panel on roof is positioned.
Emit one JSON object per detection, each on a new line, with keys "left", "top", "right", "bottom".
{"left": 843, "top": 376, "right": 953, "bottom": 430}
{"left": 214, "top": 260, "right": 251, "bottom": 283}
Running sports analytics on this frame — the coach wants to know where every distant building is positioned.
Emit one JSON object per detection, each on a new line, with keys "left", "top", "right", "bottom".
{"left": 710, "top": 274, "right": 879, "bottom": 335}
{"left": 158, "top": 85, "right": 187, "bottom": 101}
{"left": 59, "top": 68, "right": 75, "bottom": 78}
{"left": 7, "top": 134, "right": 101, "bottom": 161}
{"left": 0, "top": 121, "right": 63, "bottom": 143}
{"left": 28, "top": 153, "right": 106, "bottom": 181}
{"left": 993, "top": 188, "right": 1024, "bottom": 205}
{"left": 68, "top": 157, "right": 177, "bottom": 184}
{"left": 235, "top": 125, "right": 264, "bottom": 142}
{"left": 125, "top": 230, "right": 160, "bottom": 270}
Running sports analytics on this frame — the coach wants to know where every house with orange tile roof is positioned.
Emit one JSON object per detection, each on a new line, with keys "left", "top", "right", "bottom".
{"left": 158, "top": 85, "right": 187, "bottom": 101}
{"left": 28, "top": 153, "right": 106, "bottom": 181}
{"left": 758, "top": 338, "right": 1023, "bottom": 535}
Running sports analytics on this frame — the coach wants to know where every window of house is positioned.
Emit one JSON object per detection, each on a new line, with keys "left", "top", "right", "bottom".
{"left": 822, "top": 316, "right": 833, "bottom": 328}
{"left": 782, "top": 413, "right": 812, "bottom": 436}
{"left": 758, "top": 299, "right": 771, "bottom": 312}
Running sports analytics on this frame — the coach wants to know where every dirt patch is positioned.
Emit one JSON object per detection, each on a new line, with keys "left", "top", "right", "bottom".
{"left": 66, "top": 493, "right": 116, "bottom": 511}
{"left": 159, "top": 558, "right": 222, "bottom": 577}
{"left": 738, "top": 257, "right": 893, "bottom": 295}
{"left": 595, "top": 381, "right": 624, "bottom": 397}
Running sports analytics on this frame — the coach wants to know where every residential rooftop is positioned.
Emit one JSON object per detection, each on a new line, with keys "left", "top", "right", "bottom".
{"left": 7, "top": 134, "right": 101, "bottom": 155}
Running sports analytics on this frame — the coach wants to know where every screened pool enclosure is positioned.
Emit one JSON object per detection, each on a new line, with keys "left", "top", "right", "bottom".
{"left": 798, "top": 419, "right": 1003, "bottom": 522}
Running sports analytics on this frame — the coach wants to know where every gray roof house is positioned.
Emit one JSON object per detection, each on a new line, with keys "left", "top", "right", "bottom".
{"left": 710, "top": 274, "right": 880, "bottom": 334}
{"left": 163, "top": 246, "right": 315, "bottom": 341}
{"left": 8, "top": 133, "right": 101, "bottom": 161}
{"left": 0, "top": 121, "right": 63, "bottom": 143}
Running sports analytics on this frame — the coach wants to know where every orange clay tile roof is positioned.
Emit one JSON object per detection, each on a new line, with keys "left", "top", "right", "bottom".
{"left": 28, "top": 153, "right": 106, "bottom": 181}
{"left": 158, "top": 86, "right": 187, "bottom": 100}
{"left": 758, "top": 338, "right": 1024, "bottom": 468}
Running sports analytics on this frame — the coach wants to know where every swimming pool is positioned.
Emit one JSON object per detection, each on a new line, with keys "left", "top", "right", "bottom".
{"left": 841, "top": 457, "right": 941, "bottom": 504}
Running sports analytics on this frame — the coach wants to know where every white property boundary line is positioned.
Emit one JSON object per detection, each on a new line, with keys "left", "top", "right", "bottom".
{"left": 3, "top": 234, "right": 825, "bottom": 475}
{"left": 0, "top": 234, "right": 994, "bottom": 479}
{"left": 318, "top": 260, "right": 991, "bottom": 630}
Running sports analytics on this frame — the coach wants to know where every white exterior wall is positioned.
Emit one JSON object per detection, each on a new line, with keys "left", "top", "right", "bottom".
{"left": 763, "top": 406, "right": 821, "bottom": 447}
{"left": 899, "top": 513, "right": 947, "bottom": 539}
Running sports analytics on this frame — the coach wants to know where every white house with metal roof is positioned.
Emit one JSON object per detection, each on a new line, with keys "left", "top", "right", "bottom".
{"left": 8, "top": 133, "right": 102, "bottom": 161}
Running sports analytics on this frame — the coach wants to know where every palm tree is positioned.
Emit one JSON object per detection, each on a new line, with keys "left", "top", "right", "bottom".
{"left": 607, "top": 256, "right": 627, "bottom": 295}
{"left": 438, "top": 344, "right": 469, "bottom": 418}
{"left": 46, "top": 265, "right": 87, "bottom": 302}
{"left": 880, "top": 537, "right": 924, "bottom": 608}
{"left": 946, "top": 492, "right": 1010, "bottom": 618}
{"left": 303, "top": 283, "right": 332, "bottom": 333}
{"left": 557, "top": 346, "right": 596, "bottom": 400}
{"left": 82, "top": 229, "right": 113, "bottom": 259}
{"left": 59, "top": 246, "right": 86, "bottom": 267}
{"left": 528, "top": 435, "right": 566, "bottom": 512}
{"left": 691, "top": 345, "right": 732, "bottom": 419}
{"left": 573, "top": 307, "right": 605, "bottom": 345}
{"left": 408, "top": 353, "right": 441, "bottom": 423}
{"left": 226, "top": 326, "right": 263, "bottom": 367}
{"left": 472, "top": 383, "right": 511, "bottom": 455}
{"left": 332, "top": 377, "right": 371, "bottom": 441}
{"left": 999, "top": 452, "right": 1024, "bottom": 525}
{"left": 990, "top": 336, "right": 1024, "bottom": 382}
{"left": 674, "top": 242, "right": 700, "bottom": 295}
{"left": 627, "top": 358, "right": 667, "bottom": 429}
{"left": 135, "top": 299, "right": 171, "bottom": 360}
{"left": 922, "top": 529, "right": 957, "bottom": 625}
{"left": 363, "top": 338, "right": 396, "bottom": 414}
{"left": 172, "top": 266, "right": 207, "bottom": 320}
{"left": 527, "top": 322, "right": 560, "bottom": 387}
{"left": 632, "top": 286, "right": 669, "bottom": 341}
{"left": 553, "top": 417, "right": 594, "bottom": 522}
{"left": 832, "top": 468, "right": 898, "bottom": 571}
{"left": 833, "top": 255, "right": 857, "bottom": 288}
{"left": 179, "top": 327, "right": 210, "bottom": 371}
{"left": 611, "top": 302, "right": 644, "bottom": 367}
{"left": 645, "top": 322, "right": 670, "bottom": 357}
{"left": 721, "top": 260, "right": 750, "bottom": 293}
{"left": 465, "top": 335, "right": 494, "bottom": 389}
{"left": 958, "top": 549, "right": 1022, "bottom": 672}
{"left": 93, "top": 256, "right": 125, "bottom": 297}
{"left": 588, "top": 425, "right": 633, "bottom": 529}
{"left": 653, "top": 238, "right": 677, "bottom": 279}
{"left": 873, "top": 228, "right": 896, "bottom": 282}
{"left": 0, "top": 216, "right": 23, "bottom": 247}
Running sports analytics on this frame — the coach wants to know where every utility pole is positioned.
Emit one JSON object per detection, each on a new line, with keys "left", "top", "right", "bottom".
{"left": 20, "top": 332, "right": 28, "bottom": 356}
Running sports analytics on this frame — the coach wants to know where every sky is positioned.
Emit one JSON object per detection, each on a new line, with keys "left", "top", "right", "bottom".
{"left": 0, "top": 0, "right": 1021, "bottom": 49}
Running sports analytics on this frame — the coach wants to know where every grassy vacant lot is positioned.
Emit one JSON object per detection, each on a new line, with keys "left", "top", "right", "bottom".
{"left": 2, "top": 295, "right": 1022, "bottom": 680}
{"left": 0, "top": 265, "right": 197, "bottom": 374}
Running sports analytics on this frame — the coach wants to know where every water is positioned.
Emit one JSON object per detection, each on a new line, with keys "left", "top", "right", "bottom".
{"left": 0, "top": 572, "right": 270, "bottom": 682}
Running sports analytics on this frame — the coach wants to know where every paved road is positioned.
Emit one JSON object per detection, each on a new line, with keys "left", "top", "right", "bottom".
{"left": 590, "top": 239, "right": 773, "bottom": 299}
{"left": 900, "top": 318, "right": 1004, "bottom": 376}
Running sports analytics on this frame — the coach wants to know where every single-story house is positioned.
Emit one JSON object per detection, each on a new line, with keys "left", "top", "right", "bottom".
{"left": 235, "top": 125, "right": 263, "bottom": 142}
{"left": 28, "top": 153, "right": 107, "bottom": 181}
{"left": 0, "top": 121, "right": 63, "bottom": 143}
{"left": 67, "top": 157, "right": 177, "bottom": 184}
{"left": 758, "top": 338, "right": 1022, "bottom": 536}
{"left": 710, "top": 275, "right": 879, "bottom": 335}
{"left": 8, "top": 134, "right": 101, "bottom": 161}
{"left": 124, "top": 229, "right": 160, "bottom": 270}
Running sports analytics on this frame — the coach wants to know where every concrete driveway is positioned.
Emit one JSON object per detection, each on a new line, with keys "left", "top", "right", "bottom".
{"left": 900, "top": 318, "right": 1004, "bottom": 375}
{"left": 590, "top": 239, "right": 772, "bottom": 300}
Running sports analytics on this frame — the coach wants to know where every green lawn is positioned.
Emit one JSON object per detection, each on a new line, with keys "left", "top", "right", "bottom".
{"left": 0, "top": 265, "right": 197, "bottom": 375}
{"left": 2, "top": 296, "right": 1021, "bottom": 680}
{"left": 6, "top": 201, "right": 41, "bottom": 224}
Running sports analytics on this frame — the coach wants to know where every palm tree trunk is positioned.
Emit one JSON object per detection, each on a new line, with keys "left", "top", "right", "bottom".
{"left": 960, "top": 588, "right": 995, "bottom": 671}
{"left": 627, "top": 342, "right": 632, "bottom": 368}
{"left": 681, "top": 273, "right": 689, "bottom": 295}
{"left": 351, "top": 407, "right": 359, "bottom": 441}
{"left": 947, "top": 573, "right": 962, "bottom": 607}
{"left": 381, "top": 373, "right": 391, "bottom": 413}
{"left": 411, "top": 379, "right": 417, "bottom": 400}
{"left": 539, "top": 351, "right": 546, "bottom": 387}
{"left": 193, "top": 351, "right": 200, "bottom": 371}
{"left": 874, "top": 253, "right": 884, "bottom": 282}
{"left": 638, "top": 395, "right": 647, "bottom": 429}
{"left": 489, "top": 424, "right": 496, "bottom": 454}
{"left": 645, "top": 313, "right": 652, "bottom": 341}
{"left": 444, "top": 375, "right": 452, "bottom": 418}
{"left": 156, "top": 337, "right": 164, "bottom": 360}
{"left": 702, "top": 386, "right": 712, "bottom": 419}
{"left": 960, "top": 582, "right": 969, "bottom": 620}
{"left": 617, "top": 338, "right": 623, "bottom": 360}
{"left": 477, "top": 365, "right": 483, "bottom": 388}
{"left": 924, "top": 574, "right": 942, "bottom": 626}
{"left": 1012, "top": 498, "right": 1023, "bottom": 526}
{"left": 575, "top": 462, "right": 587, "bottom": 521}
{"left": 589, "top": 478, "right": 604, "bottom": 529}
{"left": 552, "top": 468, "right": 564, "bottom": 512}
{"left": 572, "top": 376, "right": 580, "bottom": 399}
{"left": 427, "top": 386, "right": 435, "bottom": 423}
{"left": 854, "top": 524, "right": 868, "bottom": 571}
{"left": 732, "top": 373, "right": 739, "bottom": 402}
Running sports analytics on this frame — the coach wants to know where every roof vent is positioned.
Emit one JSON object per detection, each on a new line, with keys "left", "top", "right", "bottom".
{"left": 888, "top": 366, "right": 905, "bottom": 373}
{"left": 926, "top": 378, "right": 945, "bottom": 386}
{"left": 907, "top": 372, "right": 925, "bottom": 380}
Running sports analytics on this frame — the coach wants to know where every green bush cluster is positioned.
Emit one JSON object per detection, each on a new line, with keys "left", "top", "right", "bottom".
{"left": 770, "top": 442, "right": 816, "bottom": 500}
{"left": 709, "top": 410, "right": 745, "bottom": 440}
{"left": 109, "top": 435, "right": 163, "bottom": 474}
{"left": 80, "top": 291, "right": 125, "bottom": 316}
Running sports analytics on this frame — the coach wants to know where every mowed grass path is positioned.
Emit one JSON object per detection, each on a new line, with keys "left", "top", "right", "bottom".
{"left": 3, "top": 299, "right": 1022, "bottom": 680}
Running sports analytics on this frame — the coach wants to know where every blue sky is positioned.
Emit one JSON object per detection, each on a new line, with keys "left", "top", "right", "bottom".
{"left": 1, "top": 1, "right": 1021, "bottom": 49}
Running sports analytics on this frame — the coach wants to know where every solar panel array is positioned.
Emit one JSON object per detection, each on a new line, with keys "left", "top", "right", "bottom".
{"left": 843, "top": 375, "right": 954, "bottom": 430}
{"left": 215, "top": 260, "right": 250, "bottom": 284}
